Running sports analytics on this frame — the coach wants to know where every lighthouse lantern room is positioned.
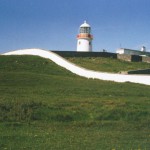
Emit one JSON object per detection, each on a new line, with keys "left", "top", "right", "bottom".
{"left": 77, "top": 21, "right": 93, "bottom": 52}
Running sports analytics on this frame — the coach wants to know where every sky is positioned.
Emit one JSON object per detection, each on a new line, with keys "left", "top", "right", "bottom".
{"left": 0, "top": 0, "right": 150, "bottom": 53}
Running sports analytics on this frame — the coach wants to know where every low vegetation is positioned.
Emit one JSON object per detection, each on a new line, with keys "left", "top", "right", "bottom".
{"left": 67, "top": 57, "right": 150, "bottom": 72}
{"left": 0, "top": 55, "right": 150, "bottom": 149}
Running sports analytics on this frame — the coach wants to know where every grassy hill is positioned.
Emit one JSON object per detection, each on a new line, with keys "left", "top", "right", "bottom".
{"left": 0, "top": 55, "right": 150, "bottom": 150}
{"left": 67, "top": 57, "right": 150, "bottom": 72}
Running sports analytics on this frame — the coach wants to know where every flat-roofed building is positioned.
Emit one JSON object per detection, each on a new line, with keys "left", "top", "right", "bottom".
{"left": 116, "top": 46, "right": 150, "bottom": 56}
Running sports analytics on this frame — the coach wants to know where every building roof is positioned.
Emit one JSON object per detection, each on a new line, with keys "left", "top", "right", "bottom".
{"left": 80, "top": 21, "right": 91, "bottom": 28}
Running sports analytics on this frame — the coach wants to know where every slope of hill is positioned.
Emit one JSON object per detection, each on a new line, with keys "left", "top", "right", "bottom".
{"left": 0, "top": 53, "right": 150, "bottom": 149}
{"left": 67, "top": 57, "right": 150, "bottom": 73}
{"left": 3, "top": 49, "right": 150, "bottom": 85}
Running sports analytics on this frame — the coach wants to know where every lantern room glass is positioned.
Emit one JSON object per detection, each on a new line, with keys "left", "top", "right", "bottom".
{"left": 80, "top": 27, "right": 91, "bottom": 34}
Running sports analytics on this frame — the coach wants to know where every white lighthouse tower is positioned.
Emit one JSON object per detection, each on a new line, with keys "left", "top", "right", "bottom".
{"left": 77, "top": 21, "right": 93, "bottom": 52}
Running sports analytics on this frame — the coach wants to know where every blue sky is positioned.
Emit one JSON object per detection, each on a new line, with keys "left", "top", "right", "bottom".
{"left": 0, "top": 0, "right": 150, "bottom": 53}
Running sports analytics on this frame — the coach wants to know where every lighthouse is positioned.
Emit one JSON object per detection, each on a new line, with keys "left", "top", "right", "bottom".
{"left": 77, "top": 21, "right": 93, "bottom": 52}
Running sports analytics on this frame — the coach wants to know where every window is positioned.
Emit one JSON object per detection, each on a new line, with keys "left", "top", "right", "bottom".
{"left": 80, "top": 27, "right": 84, "bottom": 33}
{"left": 80, "top": 27, "right": 91, "bottom": 33}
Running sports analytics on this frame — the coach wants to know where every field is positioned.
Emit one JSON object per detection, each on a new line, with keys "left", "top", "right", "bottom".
{"left": 67, "top": 57, "right": 150, "bottom": 72}
{"left": 0, "top": 55, "right": 150, "bottom": 150}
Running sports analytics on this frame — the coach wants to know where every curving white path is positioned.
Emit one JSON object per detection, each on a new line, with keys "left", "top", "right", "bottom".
{"left": 2, "top": 48, "right": 150, "bottom": 85}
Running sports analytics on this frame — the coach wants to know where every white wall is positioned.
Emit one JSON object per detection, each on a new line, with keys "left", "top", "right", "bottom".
{"left": 116, "top": 49, "right": 124, "bottom": 54}
{"left": 77, "top": 39, "right": 92, "bottom": 52}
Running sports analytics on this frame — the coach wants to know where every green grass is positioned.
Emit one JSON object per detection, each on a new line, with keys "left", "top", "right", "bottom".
{"left": 67, "top": 57, "right": 150, "bottom": 72}
{"left": 0, "top": 55, "right": 150, "bottom": 150}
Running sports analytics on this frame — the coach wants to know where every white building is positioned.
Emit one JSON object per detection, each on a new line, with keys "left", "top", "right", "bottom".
{"left": 116, "top": 46, "right": 150, "bottom": 56}
{"left": 77, "top": 21, "right": 93, "bottom": 52}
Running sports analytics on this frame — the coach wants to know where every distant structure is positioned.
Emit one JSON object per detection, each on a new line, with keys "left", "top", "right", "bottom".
{"left": 116, "top": 46, "right": 150, "bottom": 56}
{"left": 141, "top": 46, "right": 146, "bottom": 52}
{"left": 77, "top": 21, "right": 93, "bottom": 52}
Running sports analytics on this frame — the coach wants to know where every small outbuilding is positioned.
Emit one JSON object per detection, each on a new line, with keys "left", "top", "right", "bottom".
{"left": 116, "top": 46, "right": 150, "bottom": 56}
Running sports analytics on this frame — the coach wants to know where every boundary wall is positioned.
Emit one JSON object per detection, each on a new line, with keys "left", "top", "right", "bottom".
{"left": 128, "top": 69, "right": 150, "bottom": 74}
{"left": 117, "top": 54, "right": 142, "bottom": 62}
{"left": 52, "top": 51, "right": 117, "bottom": 58}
